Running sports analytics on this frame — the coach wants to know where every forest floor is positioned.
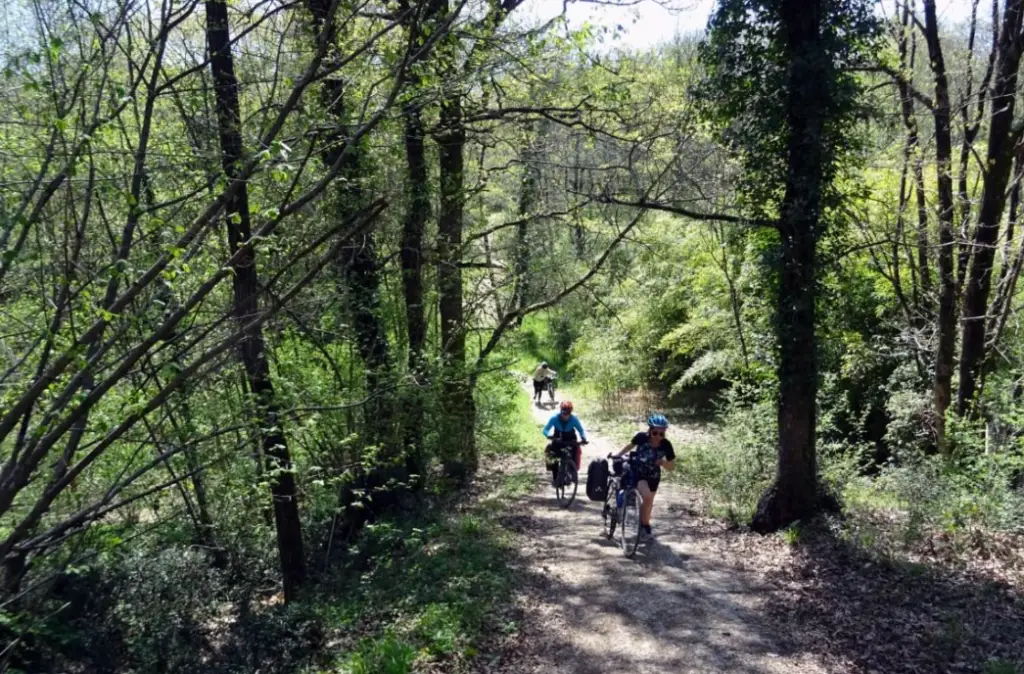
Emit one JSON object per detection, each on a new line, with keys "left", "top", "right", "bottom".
{"left": 484, "top": 385, "right": 1024, "bottom": 674}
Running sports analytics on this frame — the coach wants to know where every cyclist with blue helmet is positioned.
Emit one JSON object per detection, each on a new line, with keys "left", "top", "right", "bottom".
{"left": 611, "top": 413, "right": 675, "bottom": 537}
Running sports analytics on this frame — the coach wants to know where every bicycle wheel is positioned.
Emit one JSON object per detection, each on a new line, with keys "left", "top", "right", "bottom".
{"left": 620, "top": 488, "right": 643, "bottom": 557}
{"left": 603, "top": 484, "right": 618, "bottom": 539}
{"left": 555, "top": 459, "right": 577, "bottom": 508}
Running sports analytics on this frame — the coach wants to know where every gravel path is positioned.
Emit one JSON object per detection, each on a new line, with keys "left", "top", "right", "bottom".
{"left": 496, "top": 388, "right": 826, "bottom": 674}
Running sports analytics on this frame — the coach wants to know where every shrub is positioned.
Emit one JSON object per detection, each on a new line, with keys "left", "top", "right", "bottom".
{"left": 672, "top": 387, "right": 777, "bottom": 518}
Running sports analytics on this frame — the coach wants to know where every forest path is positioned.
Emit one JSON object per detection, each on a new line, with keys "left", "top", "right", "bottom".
{"left": 494, "top": 384, "right": 824, "bottom": 674}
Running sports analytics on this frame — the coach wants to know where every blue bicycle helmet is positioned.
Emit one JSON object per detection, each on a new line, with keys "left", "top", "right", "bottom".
{"left": 647, "top": 413, "right": 669, "bottom": 429}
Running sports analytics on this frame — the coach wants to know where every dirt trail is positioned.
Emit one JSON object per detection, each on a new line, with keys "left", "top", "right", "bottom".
{"left": 498, "top": 386, "right": 825, "bottom": 674}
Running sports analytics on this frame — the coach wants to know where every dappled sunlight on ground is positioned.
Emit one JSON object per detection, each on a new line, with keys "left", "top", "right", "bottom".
{"left": 494, "top": 467, "right": 824, "bottom": 674}
{"left": 485, "top": 384, "right": 1024, "bottom": 674}
{"left": 490, "top": 385, "right": 824, "bottom": 673}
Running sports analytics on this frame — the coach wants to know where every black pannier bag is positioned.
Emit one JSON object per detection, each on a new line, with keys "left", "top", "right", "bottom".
{"left": 586, "top": 458, "right": 609, "bottom": 502}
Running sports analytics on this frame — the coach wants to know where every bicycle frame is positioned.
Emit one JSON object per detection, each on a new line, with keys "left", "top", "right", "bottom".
{"left": 607, "top": 454, "right": 644, "bottom": 556}
{"left": 550, "top": 443, "right": 578, "bottom": 507}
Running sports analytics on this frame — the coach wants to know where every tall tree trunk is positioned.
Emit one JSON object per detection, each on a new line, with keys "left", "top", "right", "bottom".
{"left": 571, "top": 134, "right": 586, "bottom": 258}
{"left": 437, "top": 84, "right": 476, "bottom": 483}
{"left": 751, "top": 0, "right": 829, "bottom": 533}
{"left": 513, "top": 123, "right": 544, "bottom": 319}
{"left": 895, "top": 3, "right": 932, "bottom": 317}
{"left": 955, "top": 7, "right": 978, "bottom": 297}
{"left": 982, "top": 152, "right": 1024, "bottom": 395}
{"left": 988, "top": 150, "right": 1024, "bottom": 341}
{"left": 337, "top": 229, "right": 391, "bottom": 433}
{"left": 994, "top": 149, "right": 1024, "bottom": 308}
{"left": 301, "top": 0, "right": 398, "bottom": 551}
{"left": 205, "top": 0, "right": 304, "bottom": 600}
{"left": 397, "top": 2, "right": 443, "bottom": 481}
{"left": 912, "top": 150, "right": 932, "bottom": 312}
{"left": 401, "top": 100, "right": 429, "bottom": 480}
{"left": 324, "top": 96, "right": 392, "bottom": 441}
{"left": 922, "top": 0, "right": 958, "bottom": 454}
{"left": 956, "top": 0, "right": 1024, "bottom": 416}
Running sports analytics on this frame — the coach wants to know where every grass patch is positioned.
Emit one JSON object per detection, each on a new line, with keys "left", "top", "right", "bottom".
{"left": 492, "top": 470, "right": 536, "bottom": 501}
{"left": 983, "top": 658, "right": 1021, "bottom": 674}
{"left": 304, "top": 499, "right": 521, "bottom": 673}
{"left": 338, "top": 634, "right": 416, "bottom": 674}
{"left": 780, "top": 523, "right": 803, "bottom": 547}
{"left": 476, "top": 368, "right": 543, "bottom": 458}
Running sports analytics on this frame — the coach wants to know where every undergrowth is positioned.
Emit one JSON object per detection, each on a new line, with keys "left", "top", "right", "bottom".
{"left": 5, "top": 370, "right": 537, "bottom": 674}
{"left": 309, "top": 501, "right": 524, "bottom": 674}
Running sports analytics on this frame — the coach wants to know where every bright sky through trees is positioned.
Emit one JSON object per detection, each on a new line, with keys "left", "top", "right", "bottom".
{"left": 525, "top": 0, "right": 979, "bottom": 50}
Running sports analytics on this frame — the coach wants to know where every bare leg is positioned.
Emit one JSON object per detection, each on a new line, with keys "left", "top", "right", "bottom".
{"left": 637, "top": 480, "right": 656, "bottom": 526}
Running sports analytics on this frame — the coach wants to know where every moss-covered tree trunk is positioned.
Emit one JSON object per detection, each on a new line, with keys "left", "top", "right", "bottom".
{"left": 751, "top": 0, "right": 830, "bottom": 533}
{"left": 437, "top": 86, "right": 477, "bottom": 483}
{"left": 402, "top": 100, "right": 430, "bottom": 481}
{"left": 512, "top": 122, "right": 545, "bottom": 319}
{"left": 399, "top": 1, "right": 444, "bottom": 481}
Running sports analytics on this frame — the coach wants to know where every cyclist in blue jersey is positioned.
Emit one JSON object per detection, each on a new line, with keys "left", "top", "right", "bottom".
{"left": 612, "top": 413, "right": 675, "bottom": 537}
{"left": 542, "top": 400, "right": 588, "bottom": 484}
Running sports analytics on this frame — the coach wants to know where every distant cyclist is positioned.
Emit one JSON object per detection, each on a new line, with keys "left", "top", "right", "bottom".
{"left": 611, "top": 413, "right": 675, "bottom": 537}
{"left": 543, "top": 400, "right": 588, "bottom": 484}
{"left": 532, "top": 361, "right": 557, "bottom": 404}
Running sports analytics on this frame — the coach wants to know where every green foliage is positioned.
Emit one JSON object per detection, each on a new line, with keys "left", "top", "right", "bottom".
{"left": 513, "top": 312, "right": 574, "bottom": 375}
{"left": 696, "top": 0, "right": 879, "bottom": 220}
{"left": 11, "top": 463, "right": 525, "bottom": 674}
{"left": 4, "top": 0, "right": 1024, "bottom": 669}
{"left": 339, "top": 634, "right": 417, "bottom": 674}
{"left": 569, "top": 323, "right": 644, "bottom": 396}
{"left": 475, "top": 370, "right": 539, "bottom": 457}
{"left": 315, "top": 508, "right": 517, "bottom": 672}
{"left": 780, "top": 523, "right": 803, "bottom": 547}
{"left": 843, "top": 453, "right": 1024, "bottom": 544}
{"left": 983, "top": 658, "right": 1021, "bottom": 674}
{"left": 110, "top": 548, "right": 227, "bottom": 673}
{"left": 672, "top": 388, "right": 778, "bottom": 519}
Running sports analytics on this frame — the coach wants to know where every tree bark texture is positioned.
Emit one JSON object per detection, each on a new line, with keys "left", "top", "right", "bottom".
{"left": 922, "top": 0, "right": 958, "bottom": 453}
{"left": 895, "top": 5, "right": 932, "bottom": 319}
{"left": 437, "top": 85, "right": 476, "bottom": 483}
{"left": 206, "top": 0, "right": 305, "bottom": 600}
{"left": 751, "top": 0, "right": 829, "bottom": 533}
{"left": 956, "top": 0, "right": 1024, "bottom": 416}
{"left": 513, "top": 123, "right": 544, "bottom": 318}
{"left": 401, "top": 101, "right": 429, "bottom": 477}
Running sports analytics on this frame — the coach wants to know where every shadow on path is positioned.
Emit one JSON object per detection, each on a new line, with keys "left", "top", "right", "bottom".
{"left": 495, "top": 384, "right": 1024, "bottom": 673}
{"left": 496, "top": 468, "right": 821, "bottom": 674}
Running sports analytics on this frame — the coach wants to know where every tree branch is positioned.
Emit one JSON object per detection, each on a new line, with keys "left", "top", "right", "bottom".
{"left": 597, "top": 193, "right": 773, "bottom": 227}
{"left": 472, "top": 206, "right": 648, "bottom": 377}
